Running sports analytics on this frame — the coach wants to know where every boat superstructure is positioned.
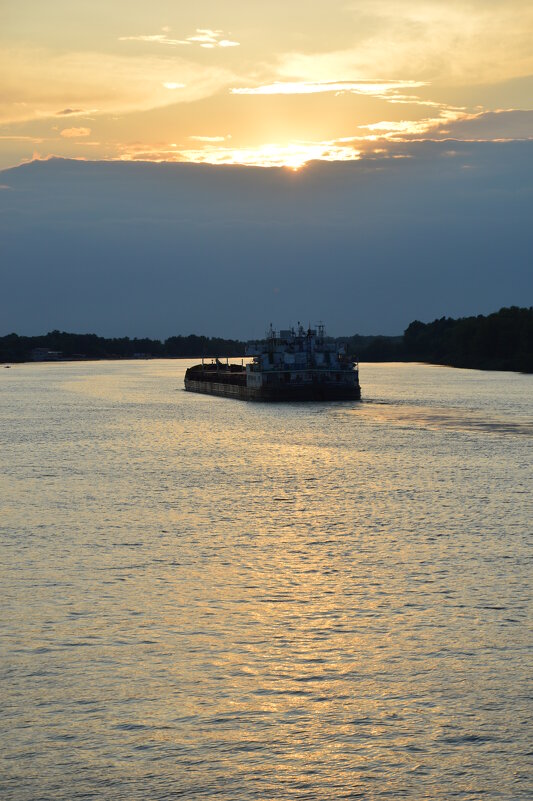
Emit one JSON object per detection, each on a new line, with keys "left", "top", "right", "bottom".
{"left": 184, "top": 323, "right": 361, "bottom": 401}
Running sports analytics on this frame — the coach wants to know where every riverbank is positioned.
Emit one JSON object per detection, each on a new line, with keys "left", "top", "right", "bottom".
{"left": 1, "top": 306, "right": 531, "bottom": 373}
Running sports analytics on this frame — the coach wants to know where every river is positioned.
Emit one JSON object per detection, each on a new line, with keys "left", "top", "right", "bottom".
{"left": 1, "top": 360, "right": 531, "bottom": 800}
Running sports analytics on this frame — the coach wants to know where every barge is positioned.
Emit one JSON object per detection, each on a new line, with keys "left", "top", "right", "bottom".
{"left": 184, "top": 323, "right": 361, "bottom": 402}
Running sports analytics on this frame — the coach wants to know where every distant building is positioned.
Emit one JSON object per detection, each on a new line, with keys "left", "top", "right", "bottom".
{"left": 31, "top": 348, "right": 63, "bottom": 361}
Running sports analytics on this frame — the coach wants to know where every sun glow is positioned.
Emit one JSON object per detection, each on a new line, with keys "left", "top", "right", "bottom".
{"left": 118, "top": 142, "right": 361, "bottom": 170}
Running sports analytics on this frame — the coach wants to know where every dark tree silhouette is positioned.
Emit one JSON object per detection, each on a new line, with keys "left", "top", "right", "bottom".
{"left": 1, "top": 308, "right": 531, "bottom": 372}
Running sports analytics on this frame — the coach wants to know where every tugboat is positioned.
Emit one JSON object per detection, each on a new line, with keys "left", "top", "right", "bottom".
{"left": 184, "top": 323, "right": 361, "bottom": 401}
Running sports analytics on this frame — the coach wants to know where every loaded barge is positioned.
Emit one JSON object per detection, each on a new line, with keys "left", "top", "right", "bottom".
{"left": 184, "top": 324, "right": 361, "bottom": 402}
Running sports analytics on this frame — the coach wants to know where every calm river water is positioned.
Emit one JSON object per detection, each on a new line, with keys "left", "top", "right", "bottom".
{"left": 1, "top": 361, "right": 531, "bottom": 800}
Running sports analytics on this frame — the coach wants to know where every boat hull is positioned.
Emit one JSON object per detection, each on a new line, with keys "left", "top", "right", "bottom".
{"left": 184, "top": 377, "right": 361, "bottom": 402}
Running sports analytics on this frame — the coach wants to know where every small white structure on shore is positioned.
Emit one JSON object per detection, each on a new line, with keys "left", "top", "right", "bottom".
{"left": 31, "top": 348, "right": 62, "bottom": 362}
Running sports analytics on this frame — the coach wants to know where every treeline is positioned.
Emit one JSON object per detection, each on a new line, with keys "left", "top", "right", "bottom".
{"left": 1, "top": 307, "right": 531, "bottom": 372}
{"left": 343, "top": 334, "right": 405, "bottom": 362}
{"left": 345, "top": 306, "right": 533, "bottom": 372}
{"left": 402, "top": 306, "right": 533, "bottom": 373}
{"left": 0, "top": 331, "right": 245, "bottom": 363}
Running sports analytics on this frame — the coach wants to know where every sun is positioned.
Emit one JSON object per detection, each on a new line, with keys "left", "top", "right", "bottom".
{"left": 178, "top": 142, "right": 361, "bottom": 170}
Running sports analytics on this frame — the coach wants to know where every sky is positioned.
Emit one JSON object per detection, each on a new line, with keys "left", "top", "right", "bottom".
{"left": 1, "top": 146, "right": 531, "bottom": 338}
{"left": 1, "top": 0, "right": 532, "bottom": 169}
{"left": 0, "top": 1, "right": 531, "bottom": 338}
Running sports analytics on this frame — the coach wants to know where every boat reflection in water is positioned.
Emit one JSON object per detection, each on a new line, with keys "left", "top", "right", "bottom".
{"left": 185, "top": 323, "right": 361, "bottom": 401}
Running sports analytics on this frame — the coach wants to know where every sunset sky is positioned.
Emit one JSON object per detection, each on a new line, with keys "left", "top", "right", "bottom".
{"left": 1, "top": 2, "right": 531, "bottom": 338}
{"left": 2, "top": 0, "right": 532, "bottom": 169}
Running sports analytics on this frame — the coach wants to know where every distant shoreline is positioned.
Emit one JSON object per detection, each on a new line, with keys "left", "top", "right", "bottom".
{"left": 3, "top": 356, "right": 533, "bottom": 376}
{"left": 1, "top": 307, "right": 532, "bottom": 373}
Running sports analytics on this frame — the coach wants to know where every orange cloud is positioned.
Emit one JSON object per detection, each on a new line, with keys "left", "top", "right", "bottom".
{"left": 61, "top": 127, "right": 91, "bottom": 138}
{"left": 231, "top": 80, "right": 426, "bottom": 97}
{"left": 56, "top": 108, "right": 86, "bottom": 116}
{"left": 119, "top": 29, "right": 239, "bottom": 49}
{"left": 117, "top": 141, "right": 361, "bottom": 170}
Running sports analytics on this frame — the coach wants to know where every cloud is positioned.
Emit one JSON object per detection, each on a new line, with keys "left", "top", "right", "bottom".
{"left": 189, "top": 136, "right": 229, "bottom": 142}
{"left": 18, "top": 108, "right": 527, "bottom": 171}
{"left": 0, "top": 48, "right": 237, "bottom": 124}
{"left": 278, "top": 0, "right": 533, "bottom": 85}
{"left": 107, "top": 110, "right": 531, "bottom": 169}
{"left": 1, "top": 143, "right": 531, "bottom": 339}
{"left": 186, "top": 29, "right": 240, "bottom": 48}
{"left": 356, "top": 107, "right": 464, "bottom": 140}
{"left": 56, "top": 108, "right": 86, "bottom": 116}
{"left": 27, "top": 151, "right": 52, "bottom": 162}
{"left": 119, "top": 34, "right": 181, "bottom": 45}
{"left": 231, "top": 80, "right": 426, "bottom": 97}
{"left": 229, "top": 79, "right": 463, "bottom": 122}
{"left": 60, "top": 127, "right": 91, "bottom": 138}
{"left": 229, "top": 79, "right": 466, "bottom": 139}
{"left": 275, "top": 2, "right": 533, "bottom": 86}
{"left": 422, "top": 109, "right": 533, "bottom": 141}
{"left": 119, "top": 28, "right": 239, "bottom": 49}
{"left": 0, "top": 135, "right": 44, "bottom": 143}
{"left": 117, "top": 141, "right": 361, "bottom": 169}
{"left": 357, "top": 109, "right": 533, "bottom": 144}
